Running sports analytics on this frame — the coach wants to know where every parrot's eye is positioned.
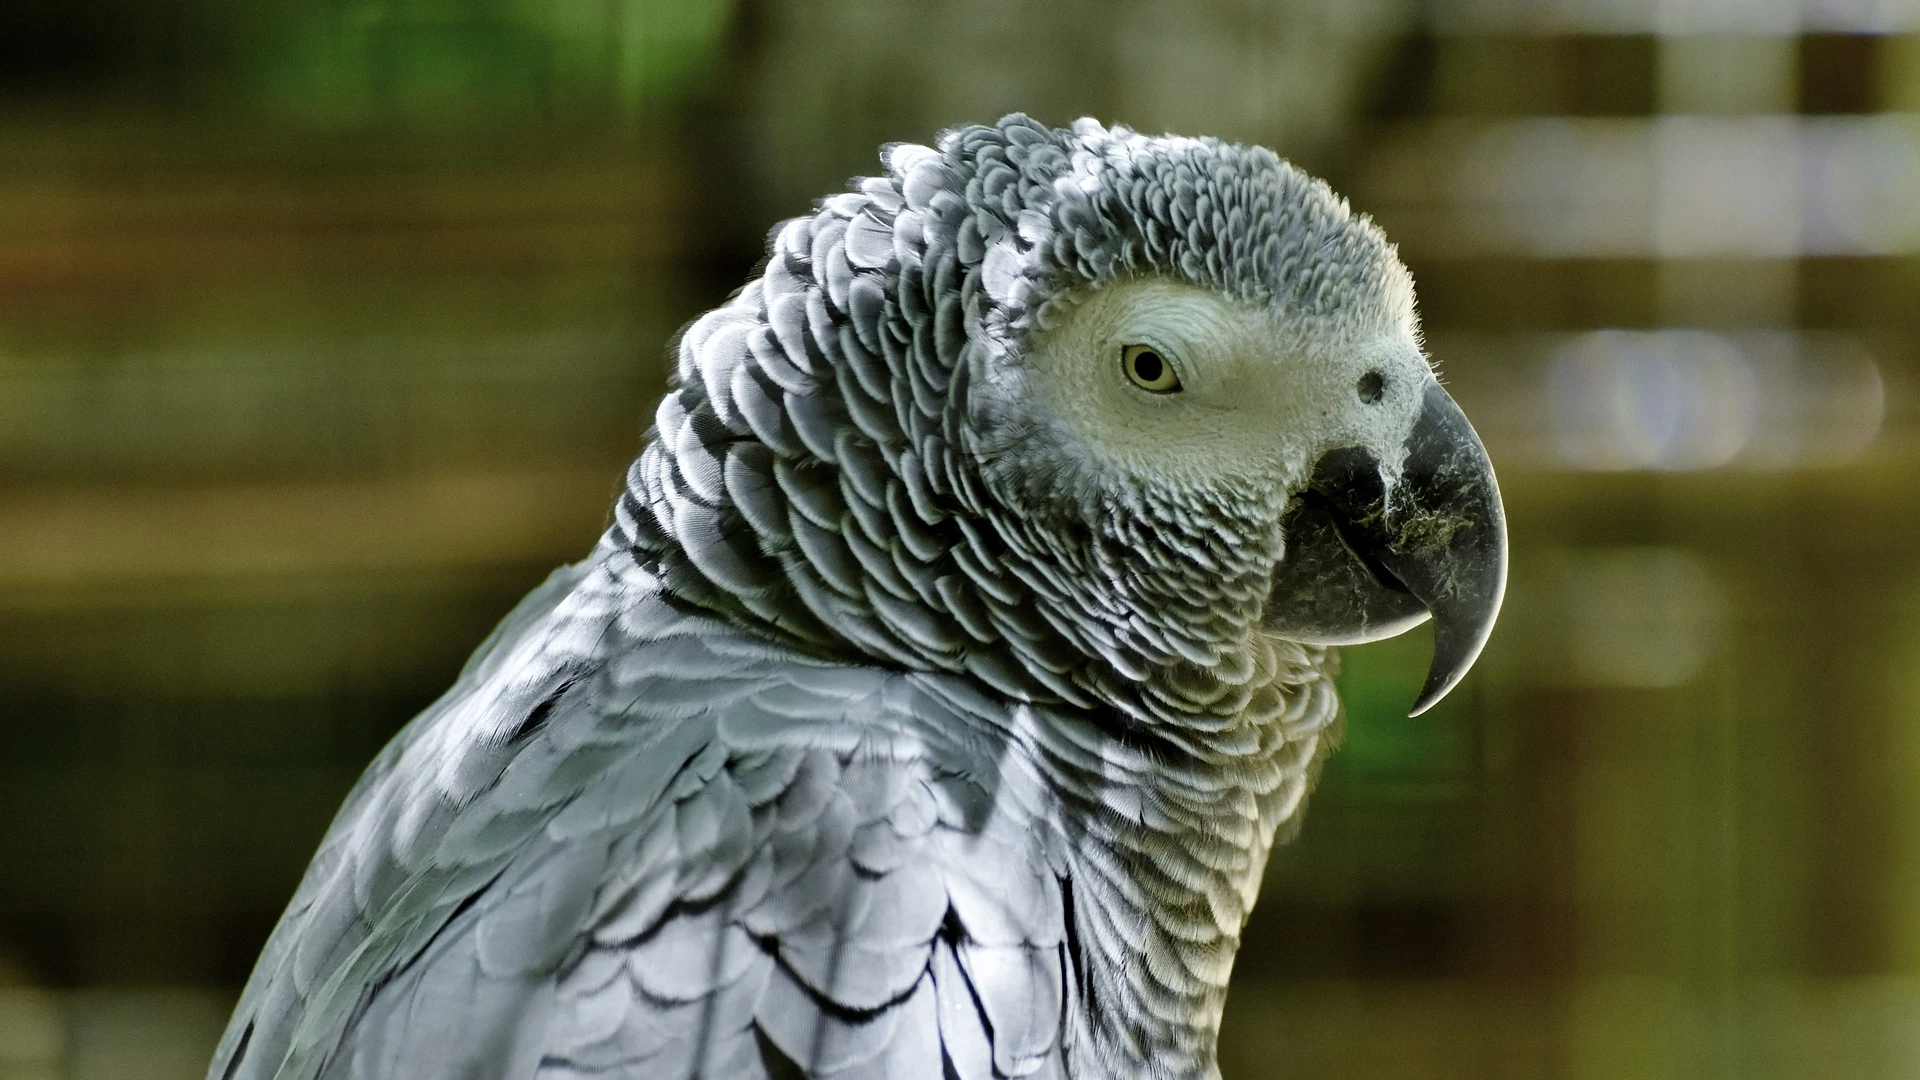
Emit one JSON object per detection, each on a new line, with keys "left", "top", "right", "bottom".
{"left": 1121, "top": 344, "right": 1182, "bottom": 393}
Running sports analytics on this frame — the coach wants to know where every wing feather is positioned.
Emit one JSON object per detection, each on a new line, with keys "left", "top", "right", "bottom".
{"left": 212, "top": 571, "right": 1073, "bottom": 1080}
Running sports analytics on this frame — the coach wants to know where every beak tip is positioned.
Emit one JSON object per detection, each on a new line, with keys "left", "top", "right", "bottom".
{"left": 1406, "top": 676, "right": 1455, "bottom": 718}
{"left": 1407, "top": 659, "right": 1459, "bottom": 717}
{"left": 1405, "top": 579, "right": 1506, "bottom": 718}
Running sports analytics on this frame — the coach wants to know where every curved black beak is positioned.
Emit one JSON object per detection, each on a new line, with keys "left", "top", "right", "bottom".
{"left": 1263, "top": 381, "right": 1508, "bottom": 716}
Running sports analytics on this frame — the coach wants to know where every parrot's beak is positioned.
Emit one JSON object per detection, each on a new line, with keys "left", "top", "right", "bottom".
{"left": 1262, "top": 380, "right": 1508, "bottom": 717}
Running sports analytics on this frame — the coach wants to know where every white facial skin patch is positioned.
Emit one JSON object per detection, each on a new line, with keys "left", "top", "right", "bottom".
{"left": 1019, "top": 278, "right": 1434, "bottom": 498}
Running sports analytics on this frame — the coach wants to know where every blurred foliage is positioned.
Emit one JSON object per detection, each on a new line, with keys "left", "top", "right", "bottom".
{"left": 248, "top": 0, "right": 734, "bottom": 124}
{"left": 0, "top": 0, "right": 735, "bottom": 123}
{"left": 1331, "top": 627, "right": 1477, "bottom": 791}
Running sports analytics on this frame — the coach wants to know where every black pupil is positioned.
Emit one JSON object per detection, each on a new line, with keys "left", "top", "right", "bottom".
{"left": 1134, "top": 350, "right": 1164, "bottom": 383}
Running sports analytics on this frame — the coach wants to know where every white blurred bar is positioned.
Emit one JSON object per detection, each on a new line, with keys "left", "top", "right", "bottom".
{"left": 1429, "top": 0, "right": 1920, "bottom": 35}
{"left": 1365, "top": 115, "right": 1920, "bottom": 257}
{"left": 1434, "top": 330, "right": 1885, "bottom": 471}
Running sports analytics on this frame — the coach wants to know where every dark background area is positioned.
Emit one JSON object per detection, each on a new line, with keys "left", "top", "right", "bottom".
{"left": 2, "top": 1, "right": 1918, "bottom": 1077}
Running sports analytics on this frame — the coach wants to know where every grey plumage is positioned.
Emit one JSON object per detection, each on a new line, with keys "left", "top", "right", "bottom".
{"left": 210, "top": 114, "right": 1503, "bottom": 1080}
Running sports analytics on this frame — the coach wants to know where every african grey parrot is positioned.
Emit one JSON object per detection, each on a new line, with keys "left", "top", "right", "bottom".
{"left": 209, "top": 114, "right": 1506, "bottom": 1080}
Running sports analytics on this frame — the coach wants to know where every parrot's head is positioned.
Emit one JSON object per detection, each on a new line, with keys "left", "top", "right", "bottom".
{"left": 946, "top": 117, "right": 1507, "bottom": 718}
{"left": 634, "top": 114, "right": 1505, "bottom": 727}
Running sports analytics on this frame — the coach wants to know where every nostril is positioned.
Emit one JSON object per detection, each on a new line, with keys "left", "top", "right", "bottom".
{"left": 1357, "top": 370, "right": 1385, "bottom": 404}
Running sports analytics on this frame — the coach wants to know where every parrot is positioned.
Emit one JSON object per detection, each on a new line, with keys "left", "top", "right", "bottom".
{"left": 208, "top": 114, "right": 1506, "bottom": 1080}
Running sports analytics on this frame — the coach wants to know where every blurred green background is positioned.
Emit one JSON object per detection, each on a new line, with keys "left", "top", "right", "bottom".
{"left": 2, "top": 1, "right": 1919, "bottom": 1077}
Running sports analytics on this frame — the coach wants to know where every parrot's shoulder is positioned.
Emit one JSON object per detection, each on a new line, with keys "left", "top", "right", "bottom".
{"left": 211, "top": 557, "right": 620, "bottom": 1079}
{"left": 214, "top": 558, "right": 1087, "bottom": 1080}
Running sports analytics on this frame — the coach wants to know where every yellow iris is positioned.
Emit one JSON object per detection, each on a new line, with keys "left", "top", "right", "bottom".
{"left": 1121, "top": 343, "right": 1182, "bottom": 393}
